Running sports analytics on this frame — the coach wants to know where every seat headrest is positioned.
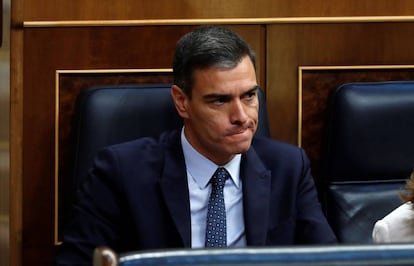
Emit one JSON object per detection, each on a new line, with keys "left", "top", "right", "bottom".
{"left": 323, "top": 81, "right": 414, "bottom": 182}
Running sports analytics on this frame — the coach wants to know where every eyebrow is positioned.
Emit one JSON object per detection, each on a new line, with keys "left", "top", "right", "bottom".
{"left": 203, "top": 85, "right": 259, "bottom": 101}
{"left": 244, "top": 86, "right": 260, "bottom": 95}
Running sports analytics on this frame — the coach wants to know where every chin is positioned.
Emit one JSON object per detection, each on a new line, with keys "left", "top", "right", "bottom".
{"left": 231, "top": 142, "right": 252, "bottom": 154}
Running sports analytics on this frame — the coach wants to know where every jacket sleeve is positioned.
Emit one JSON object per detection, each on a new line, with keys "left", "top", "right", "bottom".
{"left": 294, "top": 148, "right": 338, "bottom": 244}
{"left": 372, "top": 219, "right": 390, "bottom": 243}
{"left": 54, "top": 147, "right": 125, "bottom": 266}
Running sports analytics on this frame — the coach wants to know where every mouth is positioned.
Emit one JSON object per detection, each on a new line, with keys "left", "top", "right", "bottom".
{"left": 224, "top": 129, "right": 253, "bottom": 149}
{"left": 233, "top": 129, "right": 250, "bottom": 135}
{"left": 227, "top": 125, "right": 255, "bottom": 139}
{"left": 228, "top": 122, "right": 255, "bottom": 135}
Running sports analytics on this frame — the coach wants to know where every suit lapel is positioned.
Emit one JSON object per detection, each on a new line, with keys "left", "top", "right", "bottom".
{"left": 241, "top": 146, "right": 271, "bottom": 246}
{"left": 157, "top": 131, "right": 272, "bottom": 247}
{"left": 159, "top": 131, "right": 192, "bottom": 247}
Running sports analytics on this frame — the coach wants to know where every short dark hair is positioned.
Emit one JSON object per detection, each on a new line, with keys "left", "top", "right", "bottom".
{"left": 173, "top": 25, "right": 256, "bottom": 98}
{"left": 401, "top": 172, "right": 414, "bottom": 204}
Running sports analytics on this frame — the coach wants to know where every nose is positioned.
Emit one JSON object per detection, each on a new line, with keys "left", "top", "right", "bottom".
{"left": 229, "top": 100, "right": 249, "bottom": 126}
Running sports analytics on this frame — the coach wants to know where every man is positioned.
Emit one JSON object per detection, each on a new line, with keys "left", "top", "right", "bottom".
{"left": 55, "top": 25, "right": 336, "bottom": 265}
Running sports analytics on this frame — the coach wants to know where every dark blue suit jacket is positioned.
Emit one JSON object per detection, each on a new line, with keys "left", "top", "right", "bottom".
{"left": 55, "top": 130, "right": 336, "bottom": 265}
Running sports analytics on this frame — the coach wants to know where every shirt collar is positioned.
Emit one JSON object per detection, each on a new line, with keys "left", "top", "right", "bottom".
{"left": 181, "top": 127, "right": 241, "bottom": 189}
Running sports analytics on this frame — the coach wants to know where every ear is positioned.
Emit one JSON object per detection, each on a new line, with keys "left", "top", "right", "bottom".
{"left": 171, "top": 85, "right": 190, "bottom": 119}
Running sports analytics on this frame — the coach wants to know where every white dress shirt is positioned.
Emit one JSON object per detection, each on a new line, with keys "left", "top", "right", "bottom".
{"left": 372, "top": 202, "right": 414, "bottom": 243}
{"left": 181, "top": 128, "right": 246, "bottom": 248}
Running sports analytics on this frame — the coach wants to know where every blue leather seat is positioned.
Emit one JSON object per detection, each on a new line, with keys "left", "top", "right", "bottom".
{"left": 320, "top": 81, "right": 414, "bottom": 243}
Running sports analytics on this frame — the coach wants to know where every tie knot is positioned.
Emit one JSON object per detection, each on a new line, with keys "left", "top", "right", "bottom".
{"left": 211, "top": 167, "right": 229, "bottom": 188}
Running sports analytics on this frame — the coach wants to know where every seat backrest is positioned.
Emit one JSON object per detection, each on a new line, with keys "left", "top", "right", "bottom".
{"left": 70, "top": 83, "right": 270, "bottom": 192}
{"left": 320, "top": 81, "right": 414, "bottom": 243}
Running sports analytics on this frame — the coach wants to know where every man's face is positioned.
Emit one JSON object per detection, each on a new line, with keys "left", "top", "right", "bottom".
{"left": 172, "top": 56, "right": 259, "bottom": 165}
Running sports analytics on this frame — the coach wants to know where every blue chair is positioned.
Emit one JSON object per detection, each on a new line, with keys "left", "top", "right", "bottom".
{"left": 320, "top": 81, "right": 414, "bottom": 243}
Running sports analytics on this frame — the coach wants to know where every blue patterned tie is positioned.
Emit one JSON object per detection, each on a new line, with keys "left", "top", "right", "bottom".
{"left": 205, "top": 167, "right": 229, "bottom": 248}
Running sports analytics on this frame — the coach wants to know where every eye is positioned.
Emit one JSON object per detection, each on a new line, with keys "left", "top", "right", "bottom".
{"left": 212, "top": 95, "right": 230, "bottom": 105}
{"left": 243, "top": 90, "right": 257, "bottom": 101}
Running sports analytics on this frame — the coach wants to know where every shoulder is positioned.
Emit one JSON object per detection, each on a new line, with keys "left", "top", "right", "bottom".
{"left": 251, "top": 136, "right": 308, "bottom": 164}
{"left": 384, "top": 202, "right": 414, "bottom": 219}
{"left": 378, "top": 203, "right": 414, "bottom": 225}
{"left": 93, "top": 130, "right": 182, "bottom": 170}
{"left": 247, "top": 136, "right": 311, "bottom": 180}
{"left": 373, "top": 203, "right": 414, "bottom": 243}
{"left": 105, "top": 130, "right": 181, "bottom": 156}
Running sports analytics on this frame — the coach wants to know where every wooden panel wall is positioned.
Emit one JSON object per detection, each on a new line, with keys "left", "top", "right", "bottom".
{"left": 10, "top": 1, "right": 414, "bottom": 265}
{"left": 267, "top": 22, "right": 414, "bottom": 144}
{"left": 21, "top": 0, "right": 414, "bottom": 20}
